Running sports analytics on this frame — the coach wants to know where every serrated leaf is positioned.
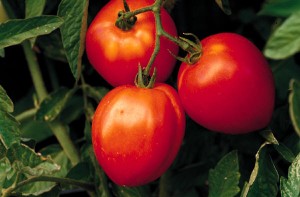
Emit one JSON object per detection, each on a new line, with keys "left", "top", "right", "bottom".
{"left": 0, "top": 111, "right": 20, "bottom": 149}
{"left": 208, "top": 150, "right": 240, "bottom": 197}
{"left": 241, "top": 142, "right": 279, "bottom": 197}
{"left": 215, "top": 0, "right": 231, "bottom": 15}
{"left": 289, "top": 79, "right": 300, "bottom": 137}
{"left": 280, "top": 152, "right": 300, "bottom": 197}
{"left": 264, "top": 11, "right": 300, "bottom": 59}
{"left": 259, "top": 0, "right": 300, "bottom": 17}
{"left": 0, "top": 85, "right": 13, "bottom": 113}
{"left": 17, "top": 146, "right": 71, "bottom": 196}
{"left": 36, "top": 87, "right": 77, "bottom": 122}
{"left": 58, "top": 0, "right": 88, "bottom": 80}
{"left": 6, "top": 143, "right": 60, "bottom": 173}
{"left": 274, "top": 143, "right": 296, "bottom": 163}
{"left": 0, "top": 16, "right": 63, "bottom": 49}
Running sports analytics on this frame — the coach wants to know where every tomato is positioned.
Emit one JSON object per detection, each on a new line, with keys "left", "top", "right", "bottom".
{"left": 92, "top": 84, "right": 185, "bottom": 186}
{"left": 86, "top": 0, "right": 179, "bottom": 87}
{"left": 177, "top": 33, "right": 275, "bottom": 134}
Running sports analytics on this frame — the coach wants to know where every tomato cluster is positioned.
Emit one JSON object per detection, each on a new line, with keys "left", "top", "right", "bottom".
{"left": 86, "top": 0, "right": 275, "bottom": 187}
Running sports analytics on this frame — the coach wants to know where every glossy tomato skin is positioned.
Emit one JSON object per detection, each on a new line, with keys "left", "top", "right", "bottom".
{"left": 177, "top": 33, "right": 275, "bottom": 134}
{"left": 92, "top": 84, "right": 185, "bottom": 186}
{"left": 86, "top": 0, "right": 179, "bottom": 87}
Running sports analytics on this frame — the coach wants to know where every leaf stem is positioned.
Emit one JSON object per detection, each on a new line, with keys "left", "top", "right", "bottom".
{"left": 89, "top": 146, "right": 112, "bottom": 197}
{"left": 22, "top": 41, "right": 48, "bottom": 102}
{"left": 15, "top": 108, "right": 37, "bottom": 122}
{"left": 48, "top": 121, "right": 80, "bottom": 166}
{"left": 2, "top": 175, "right": 95, "bottom": 197}
{"left": 158, "top": 170, "right": 170, "bottom": 197}
{"left": 22, "top": 40, "right": 81, "bottom": 167}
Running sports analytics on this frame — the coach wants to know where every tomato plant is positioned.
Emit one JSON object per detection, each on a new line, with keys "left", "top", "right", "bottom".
{"left": 86, "top": 0, "right": 178, "bottom": 87}
{"left": 1, "top": 0, "right": 300, "bottom": 196}
{"left": 92, "top": 83, "right": 185, "bottom": 186}
{"left": 0, "top": 0, "right": 8, "bottom": 23}
{"left": 177, "top": 33, "right": 275, "bottom": 134}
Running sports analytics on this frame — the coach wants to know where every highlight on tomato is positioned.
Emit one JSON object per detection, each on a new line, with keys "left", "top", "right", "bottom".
{"left": 91, "top": 83, "right": 185, "bottom": 186}
{"left": 86, "top": 0, "right": 179, "bottom": 87}
{"left": 177, "top": 32, "right": 275, "bottom": 134}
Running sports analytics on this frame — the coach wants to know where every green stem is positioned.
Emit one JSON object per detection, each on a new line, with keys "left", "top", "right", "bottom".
{"left": 89, "top": 147, "right": 112, "bottom": 197}
{"left": 158, "top": 171, "right": 170, "bottom": 197}
{"left": 15, "top": 108, "right": 37, "bottom": 122}
{"left": 22, "top": 41, "right": 48, "bottom": 102}
{"left": 2, "top": 175, "right": 95, "bottom": 197}
{"left": 48, "top": 121, "right": 80, "bottom": 166}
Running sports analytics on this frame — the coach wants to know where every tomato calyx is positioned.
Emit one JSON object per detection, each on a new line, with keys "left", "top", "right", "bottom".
{"left": 170, "top": 33, "right": 202, "bottom": 65}
{"left": 115, "top": 0, "right": 137, "bottom": 31}
{"left": 135, "top": 65, "right": 157, "bottom": 89}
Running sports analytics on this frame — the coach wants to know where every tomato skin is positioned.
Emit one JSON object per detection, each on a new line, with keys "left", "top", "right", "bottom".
{"left": 177, "top": 33, "right": 275, "bottom": 134}
{"left": 92, "top": 84, "right": 185, "bottom": 186}
{"left": 86, "top": 0, "right": 179, "bottom": 87}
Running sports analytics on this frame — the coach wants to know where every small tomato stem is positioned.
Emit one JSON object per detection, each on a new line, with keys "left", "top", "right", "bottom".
{"left": 1, "top": 175, "right": 95, "bottom": 197}
{"left": 22, "top": 41, "right": 48, "bottom": 102}
{"left": 48, "top": 121, "right": 80, "bottom": 166}
{"left": 15, "top": 108, "right": 37, "bottom": 122}
{"left": 158, "top": 170, "right": 170, "bottom": 197}
{"left": 89, "top": 146, "right": 112, "bottom": 197}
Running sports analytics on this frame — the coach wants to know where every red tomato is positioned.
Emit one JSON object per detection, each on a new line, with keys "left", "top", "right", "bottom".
{"left": 86, "top": 0, "right": 179, "bottom": 87}
{"left": 92, "top": 84, "right": 185, "bottom": 186}
{"left": 177, "top": 33, "right": 275, "bottom": 134}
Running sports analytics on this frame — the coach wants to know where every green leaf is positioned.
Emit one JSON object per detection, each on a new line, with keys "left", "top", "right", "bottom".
{"left": 36, "top": 87, "right": 77, "bottom": 122}
{"left": 0, "top": 85, "right": 13, "bottom": 113}
{"left": 0, "top": 111, "right": 20, "bottom": 149}
{"left": 0, "top": 157, "right": 12, "bottom": 190}
{"left": 113, "top": 185, "right": 151, "bottom": 197}
{"left": 264, "top": 11, "right": 300, "bottom": 60}
{"left": 280, "top": 152, "right": 300, "bottom": 197}
{"left": 84, "top": 85, "right": 109, "bottom": 102}
{"left": 6, "top": 143, "right": 60, "bottom": 174}
{"left": 17, "top": 146, "right": 71, "bottom": 196}
{"left": 58, "top": 0, "right": 88, "bottom": 80}
{"left": 208, "top": 150, "right": 240, "bottom": 197}
{"left": 241, "top": 142, "right": 279, "bottom": 197}
{"left": 25, "top": 0, "right": 47, "bottom": 47}
{"left": 272, "top": 58, "right": 300, "bottom": 100}
{"left": 259, "top": 0, "right": 300, "bottom": 17}
{"left": 0, "top": 16, "right": 63, "bottom": 49}
{"left": 36, "top": 31, "right": 67, "bottom": 62}
{"left": 274, "top": 143, "right": 296, "bottom": 163}
{"left": 0, "top": 48, "right": 4, "bottom": 57}
{"left": 289, "top": 79, "right": 300, "bottom": 137}
{"left": 21, "top": 120, "right": 53, "bottom": 143}
{"left": 259, "top": 130, "right": 279, "bottom": 145}
{"left": 25, "top": 0, "right": 46, "bottom": 18}
{"left": 215, "top": 0, "right": 232, "bottom": 15}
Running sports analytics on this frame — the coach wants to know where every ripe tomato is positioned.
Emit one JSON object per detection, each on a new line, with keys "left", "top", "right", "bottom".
{"left": 92, "top": 84, "right": 185, "bottom": 186}
{"left": 86, "top": 0, "right": 179, "bottom": 87}
{"left": 177, "top": 33, "right": 275, "bottom": 134}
